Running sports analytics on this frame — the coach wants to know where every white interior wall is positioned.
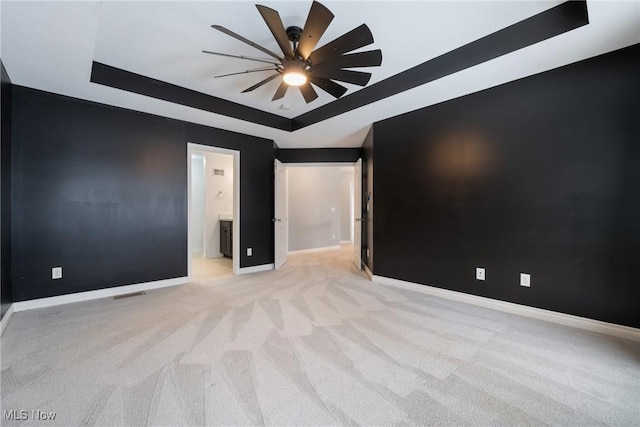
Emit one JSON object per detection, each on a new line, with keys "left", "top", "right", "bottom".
{"left": 339, "top": 167, "right": 354, "bottom": 242}
{"left": 287, "top": 166, "right": 341, "bottom": 252}
{"left": 190, "top": 154, "right": 205, "bottom": 254}
{"left": 203, "top": 152, "right": 234, "bottom": 258}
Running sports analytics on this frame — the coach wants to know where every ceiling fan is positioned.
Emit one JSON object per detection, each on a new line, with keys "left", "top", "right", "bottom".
{"left": 203, "top": 1, "right": 382, "bottom": 104}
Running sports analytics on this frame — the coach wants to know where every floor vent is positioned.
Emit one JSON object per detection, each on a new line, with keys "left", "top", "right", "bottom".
{"left": 113, "top": 291, "right": 146, "bottom": 300}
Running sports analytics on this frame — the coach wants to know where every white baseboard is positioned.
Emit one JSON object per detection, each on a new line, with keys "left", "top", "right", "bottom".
{"left": 237, "top": 263, "right": 274, "bottom": 275}
{"left": 288, "top": 245, "right": 341, "bottom": 255}
{"left": 363, "top": 263, "right": 373, "bottom": 280}
{"left": 12, "top": 277, "right": 189, "bottom": 312}
{"left": 340, "top": 240, "right": 352, "bottom": 244}
{"left": 1, "top": 304, "right": 15, "bottom": 335}
{"left": 373, "top": 275, "right": 640, "bottom": 343}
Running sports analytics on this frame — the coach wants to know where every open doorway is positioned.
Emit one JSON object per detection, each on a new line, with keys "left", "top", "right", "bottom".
{"left": 275, "top": 161, "right": 361, "bottom": 269}
{"left": 187, "top": 143, "right": 240, "bottom": 281}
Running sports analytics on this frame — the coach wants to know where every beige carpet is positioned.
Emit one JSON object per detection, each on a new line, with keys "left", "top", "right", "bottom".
{"left": 1, "top": 245, "right": 639, "bottom": 426}
{"left": 192, "top": 255, "right": 232, "bottom": 281}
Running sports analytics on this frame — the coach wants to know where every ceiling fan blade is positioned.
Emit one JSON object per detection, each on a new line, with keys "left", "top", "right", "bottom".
{"left": 256, "top": 5, "right": 295, "bottom": 58}
{"left": 212, "top": 25, "right": 282, "bottom": 60}
{"left": 215, "top": 67, "right": 278, "bottom": 79}
{"left": 310, "top": 69, "right": 371, "bottom": 86}
{"left": 296, "top": 1, "right": 334, "bottom": 61}
{"left": 272, "top": 81, "right": 289, "bottom": 101}
{"left": 309, "top": 24, "right": 374, "bottom": 65}
{"left": 313, "top": 49, "right": 382, "bottom": 70}
{"left": 241, "top": 73, "right": 281, "bottom": 93}
{"left": 298, "top": 82, "right": 319, "bottom": 103}
{"left": 309, "top": 76, "right": 348, "bottom": 99}
{"left": 202, "top": 50, "right": 280, "bottom": 66}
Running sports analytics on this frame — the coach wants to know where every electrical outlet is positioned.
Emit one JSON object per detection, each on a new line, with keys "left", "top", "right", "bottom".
{"left": 476, "top": 268, "right": 485, "bottom": 281}
{"left": 520, "top": 273, "right": 531, "bottom": 287}
{"left": 247, "top": 248, "right": 252, "bottom": 256}
{"left": 52, "top": 267, "right": 62, "bottom": 280}
{"left": 332, "top": 234, "right": 335, "bottom": 240}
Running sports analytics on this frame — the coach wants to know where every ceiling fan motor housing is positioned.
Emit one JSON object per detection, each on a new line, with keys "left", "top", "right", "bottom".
{"left": 283, "top": 58, "right": 310, "bottom": 73}
{"left": 286, "top": 26, "right": 303, "bottom": 44}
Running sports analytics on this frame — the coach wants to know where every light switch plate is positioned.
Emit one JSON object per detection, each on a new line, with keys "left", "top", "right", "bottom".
{"left": 476, "top": 268, "right": 485, "bottom": 281}
{"left": 520, "top": 273, "right": 531, "bottom": 287}
{"left": 52, "top": 267, "right": 62, "bottom": 280}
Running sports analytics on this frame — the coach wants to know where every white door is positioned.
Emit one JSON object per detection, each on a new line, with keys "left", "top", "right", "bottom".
{"left": 353, "top": 159, "right": 362, "bottom": 270}
{"left": 274, "top": 160, "right": 287, "bottom": 269}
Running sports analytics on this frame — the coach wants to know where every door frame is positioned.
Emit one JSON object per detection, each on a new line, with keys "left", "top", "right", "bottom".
{"left": 187, "top": 143, "right": 240, "bottom": 279}
{"left": 274, "top": 159, "right": 287, "bottom": 269}
{"left": 349, "top": 180, "right": 355, "bottom": 243}
{"left": 353, "top": 158, "right": 362, "bottom": 270}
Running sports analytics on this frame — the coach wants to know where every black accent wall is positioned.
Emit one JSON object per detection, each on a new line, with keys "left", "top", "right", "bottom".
{"left": 277, "top": 148, "right": 362, "bottom": 164}
{"left": 1, "top": 61, "right": 13, "bottom": 318}
{"left": 373, "top": 44, "right": 640, "bottom": 328}
{"left": 11, "top": 87, "right": 274, "bottom": 301}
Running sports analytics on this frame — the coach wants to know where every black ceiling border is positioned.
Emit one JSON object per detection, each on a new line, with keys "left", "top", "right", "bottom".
{"left": 90, "top": 62, "right": 292, "bottom": 131}
{"left": 90, "top": 1, "right": 588, "bottom": 134}
{"left": 278, "top": 148, "right": 362, "bottom": 163}
{"left": 291, "top": 0, "right": 588, "bottom": 130}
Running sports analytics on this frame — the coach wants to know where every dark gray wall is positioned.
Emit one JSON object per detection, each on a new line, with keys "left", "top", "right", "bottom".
{"left": 11, "top": 87, "right": 274, "bottom": 301}
{"left": 1, "top": 60, "right": 12, "bottom": 318}
{"left": 372, "top": 44, "right": 640, "bottom": 328}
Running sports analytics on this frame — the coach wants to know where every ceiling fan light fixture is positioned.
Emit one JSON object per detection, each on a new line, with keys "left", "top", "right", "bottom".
{"left": 208, "top": 1, "right": 382, "bottom": 103}
{"left": 283, "top": 71, "right": 307, "bottom": 86}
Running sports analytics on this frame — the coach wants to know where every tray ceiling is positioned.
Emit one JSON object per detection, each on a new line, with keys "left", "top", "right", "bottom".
{"left": 2, "top": 1, "right": 639, "bottom": 148}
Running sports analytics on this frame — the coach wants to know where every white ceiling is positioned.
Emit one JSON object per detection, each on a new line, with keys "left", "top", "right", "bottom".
{"left": 1, "top": 1, "right": 639, "bottom": 148}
